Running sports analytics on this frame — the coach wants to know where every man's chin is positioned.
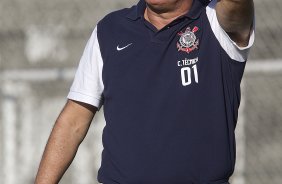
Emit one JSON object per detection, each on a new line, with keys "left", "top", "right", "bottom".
{"left": 146, "top": 3, "right": 173, "bottom": 14}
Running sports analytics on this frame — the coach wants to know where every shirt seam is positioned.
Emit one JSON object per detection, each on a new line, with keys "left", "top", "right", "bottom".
{"left": 69, "top": 90, "right": 102, "bottom": 101}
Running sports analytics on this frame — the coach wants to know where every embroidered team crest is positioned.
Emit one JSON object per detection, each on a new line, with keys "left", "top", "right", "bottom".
{"left": 177, "top": 26, "right": 199, "bottom": 54}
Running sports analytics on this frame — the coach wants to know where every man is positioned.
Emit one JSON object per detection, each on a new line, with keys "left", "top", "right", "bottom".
{"left": 35, "top": 0, "right": 255, "bottom": 183}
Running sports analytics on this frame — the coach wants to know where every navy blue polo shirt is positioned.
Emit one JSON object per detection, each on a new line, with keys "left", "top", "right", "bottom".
{"left": 68, "top": 0, "right": 255, "bottom": 183}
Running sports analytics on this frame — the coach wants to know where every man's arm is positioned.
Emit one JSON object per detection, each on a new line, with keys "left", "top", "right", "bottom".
{"left": 34, "top": 100, "right": 97, "bottom": 184}
{"left": 216, "top": 0, "right": 254, "bottom": 47}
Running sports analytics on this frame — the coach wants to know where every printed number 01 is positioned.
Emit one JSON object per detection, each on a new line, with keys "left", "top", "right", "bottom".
{"left": 181, "top": 65, "right": 199, "bottom": 86}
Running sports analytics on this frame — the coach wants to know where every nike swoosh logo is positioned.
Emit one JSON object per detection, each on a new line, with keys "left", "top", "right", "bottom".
{"left": 117, "top": 43, "right": 133, "bottom": 51}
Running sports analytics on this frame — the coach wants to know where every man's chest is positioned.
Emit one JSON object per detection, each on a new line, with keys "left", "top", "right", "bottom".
{"left": 101, "top": 19, "right": 222, "bottom": 95}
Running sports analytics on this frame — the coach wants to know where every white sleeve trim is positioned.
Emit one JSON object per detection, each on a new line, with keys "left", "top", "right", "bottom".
{"left": 67, "top": 26, "right": 104, "bottom": 111}
{"left": 68, "top": 91, "right": 103, "bottom": 110}
{"left": 206, "top": 0, "right": 255, "bottom": 62}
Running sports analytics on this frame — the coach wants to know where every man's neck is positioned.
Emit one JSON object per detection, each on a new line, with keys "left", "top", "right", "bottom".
{"left": 144, "top": 0, "right": 193, "bottom": 30}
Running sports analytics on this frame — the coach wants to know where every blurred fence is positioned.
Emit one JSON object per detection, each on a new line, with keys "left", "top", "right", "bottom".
{"left": 0, "top": 0, "right": 282, "bottom": 184}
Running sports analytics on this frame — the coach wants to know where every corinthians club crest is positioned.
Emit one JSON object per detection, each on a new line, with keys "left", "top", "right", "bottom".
{"left": 177, "top": 26, "right": 199, "bottom": 54}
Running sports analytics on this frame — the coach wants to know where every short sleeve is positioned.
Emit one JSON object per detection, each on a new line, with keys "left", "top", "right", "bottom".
{"left": 206, "top": 0, "right": 255, "bottom": 62}
{"left": 67, "top": 26, "right": 104, "bottom": 111}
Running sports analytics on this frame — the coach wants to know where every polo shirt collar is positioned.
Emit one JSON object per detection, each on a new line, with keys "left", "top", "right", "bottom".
{"left": 126, "top": 0, "right": 209, "bottom": 21}
{"left": 126, "top": 0, "right": 146, "bottom": 21}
